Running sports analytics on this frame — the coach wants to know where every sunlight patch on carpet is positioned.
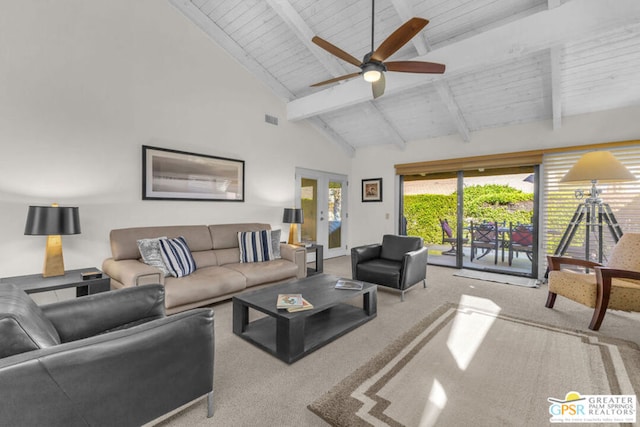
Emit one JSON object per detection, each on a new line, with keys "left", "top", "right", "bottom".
{"left": 308, "top": 302, "right": 640, "bottom": 426}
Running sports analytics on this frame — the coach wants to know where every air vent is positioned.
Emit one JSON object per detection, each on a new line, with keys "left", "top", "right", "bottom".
{"left": 265, "top": 114, "right": 279, "bottom": 126}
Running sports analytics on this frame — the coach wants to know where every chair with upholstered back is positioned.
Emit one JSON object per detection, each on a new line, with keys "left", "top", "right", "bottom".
{"left": 546, "top": 232, "right": 640, "bottom": 330}
{"left": 351, "top": 234, "right": 428, "bottom": 301}
{"left": 0, "top": 284, "right": 215, "bottom": 425}
{"left": 439, "top": 219, "right": 468, "bottom": 256}
{"left": 508, "top": 223, "right": 534, "bottom": 266}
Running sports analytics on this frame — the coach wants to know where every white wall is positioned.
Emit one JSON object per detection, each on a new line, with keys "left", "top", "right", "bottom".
{"left": 0, "top": 0, "right": 350, "bottom": 276}
{"left": 349, "top": 106, "right": 640, "bottom": 247}
{"left": 2, "top": 1, "right": 639, "bottom": 278}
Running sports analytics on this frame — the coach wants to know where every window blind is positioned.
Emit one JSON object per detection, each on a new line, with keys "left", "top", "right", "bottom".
{"left": 541, "top": 145, "right": 640, "bottom": 276}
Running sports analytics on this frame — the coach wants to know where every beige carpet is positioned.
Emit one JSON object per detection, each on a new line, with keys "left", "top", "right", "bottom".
{"left": 155, "top": 257, "right": 640, "bottom": 426}
{"left": 309, "top": 302, "right": 640, "bottom": 426}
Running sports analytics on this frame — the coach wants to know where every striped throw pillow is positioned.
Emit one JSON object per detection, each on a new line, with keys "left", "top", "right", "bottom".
{"left": 159, "top": 236, "right": 196, "bottom": 278}
{"left": 238, "top": 230, "right": 274, "bottom": 263}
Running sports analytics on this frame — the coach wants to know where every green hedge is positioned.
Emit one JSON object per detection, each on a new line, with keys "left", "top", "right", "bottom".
{"left": 404, "top": 184, "right": 533, "bottom": 244}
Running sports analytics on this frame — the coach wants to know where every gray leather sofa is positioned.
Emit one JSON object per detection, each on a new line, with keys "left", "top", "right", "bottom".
{"left": 102, "top": 223, "right": 307, "bottom": 314}
{"left": 0, "top": 284, "right": 214, "bottom": 426}
{"left": 351, "top": 234, "right": 428, "bottom": 301}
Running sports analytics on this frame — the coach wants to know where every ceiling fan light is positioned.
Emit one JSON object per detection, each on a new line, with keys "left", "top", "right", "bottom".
{"left": 363, "top": 69, "right": 381, "bottom": 82}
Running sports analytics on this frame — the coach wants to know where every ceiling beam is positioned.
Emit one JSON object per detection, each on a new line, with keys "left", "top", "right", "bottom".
{"left": 168, "top": 0, "right": 292, "bottom": 101}
{"left": 265, "top": 0, "right": 348, "bottom": 79}
{"left": 288, "top": 0, "right": 640, "bottom": 121}
{"left": 306, "top": 117, "right": 355, "bottom": 157}
{"left": 390, "top": 0, "right": 470, "bottom": 142}
{"left": 266, "top": 0, "right": 406, "bottom": 149}
{"left": 550, "top": 46, "right": 562, "bottom": 130}
{"left": 549, "top": 0, "right": 562, "bottom": 130}
{"left": 169, "top": 0, "right": 356, "bottom": 156}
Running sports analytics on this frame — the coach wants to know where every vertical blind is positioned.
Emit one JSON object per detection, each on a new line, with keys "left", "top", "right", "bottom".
{"left": 541, "top": 145, "right": 640, "bottom": 277}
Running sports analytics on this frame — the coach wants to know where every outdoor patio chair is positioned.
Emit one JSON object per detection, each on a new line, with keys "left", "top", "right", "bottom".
{"left": 440, "top": 219, "right": 468, "bottom": 256}
{"left": 470, "top": 221, "right": 499, "bottom": 264}
{"left": 546, "top": 233, "right": 640, "bottom": 330}
{"left": 508, "top": 223, "right": 534, "bottom": 266}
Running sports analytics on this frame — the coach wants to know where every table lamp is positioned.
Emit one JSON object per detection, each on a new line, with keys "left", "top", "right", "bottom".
{"left": 282, "top": 208, "right": 303, "bottom": 245}
{"left": 24, "top": 204, "right": 81, "bottom": 277}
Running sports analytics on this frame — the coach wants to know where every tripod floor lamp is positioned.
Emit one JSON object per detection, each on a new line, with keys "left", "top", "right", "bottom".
{"left": 553, "top": 151, "right": 635, "bottom": 263}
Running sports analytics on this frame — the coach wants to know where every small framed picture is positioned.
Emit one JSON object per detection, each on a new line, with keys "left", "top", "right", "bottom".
{"left": 362, "top": 178, "right": 382, "bottom": 202}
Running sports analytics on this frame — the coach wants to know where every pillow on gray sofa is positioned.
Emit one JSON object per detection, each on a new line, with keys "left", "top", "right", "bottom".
{"left": 271, "top": 229, "right": 281, "bottom": 259}
{"left": 238, "top": 230, "right": 274, "bottom": 263}
{"left": 159, "top": 236, "right": 197, "bottom": 278}
{"left": 0, "top": 284, "right": 61, "bottom": 358}
{"left": 137, "top": 237, "right": 171, "bottom": 277}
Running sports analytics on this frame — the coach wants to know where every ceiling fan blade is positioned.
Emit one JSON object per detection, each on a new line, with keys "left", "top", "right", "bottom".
{"left": 371, "top": 18, "right": 428, "bottom": 62}
{"left": 372, "top": 73, "right": 385, "bottom": 99}
{"left": 385, "top": 61, "right": 445, "bottom": 74}
{"left": 310, "top": 72, "right": 361, "bottom": 87}
{"left": 312, "top": 36, "right": 362, "bottom": 68}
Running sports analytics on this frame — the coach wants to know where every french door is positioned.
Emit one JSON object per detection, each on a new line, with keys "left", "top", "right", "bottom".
{"left": 295, "top": 168, "right": 348, "bottom": 258}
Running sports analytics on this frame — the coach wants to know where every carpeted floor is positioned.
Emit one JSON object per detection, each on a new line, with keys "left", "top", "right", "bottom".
{"left": 155, "top": 257, "right": 640, "bottom": 426}
{"left": 309, "top": 302, "right": 640, "bottom": 426}
{"left": 453, "top": 269, "right": 539, "bottom": 288}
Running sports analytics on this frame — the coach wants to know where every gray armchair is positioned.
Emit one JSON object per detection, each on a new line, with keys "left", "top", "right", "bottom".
{"left": 0, "top": 284, "right": 214, "bottom": 426}
{"left": 351, "top": 234, "right": 428, "bottom": 301}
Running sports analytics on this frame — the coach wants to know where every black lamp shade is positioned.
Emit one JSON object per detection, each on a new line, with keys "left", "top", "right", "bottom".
{"left": 282, "top": 208, "right": 303, "bottom": 224}
{"left": 24, "top": 206, "right": 81, "bottom": 235}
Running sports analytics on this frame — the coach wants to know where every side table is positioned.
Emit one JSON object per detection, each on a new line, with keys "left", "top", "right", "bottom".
{"left": 305, "top": 244, "right": 324, "bottom": 276}
{"left": 0, "top": 267, "right": 110, "bottom": 298}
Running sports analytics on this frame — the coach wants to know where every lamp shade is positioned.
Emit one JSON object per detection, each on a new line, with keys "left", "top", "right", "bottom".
{"left": 560, "top": 151, "right": 636, "bottom": 183}
{"left": 24, "top": 206, "right": 81, "bottom": 235}
{"left": 282, "top": 208, "right": 303, "bottom": 224}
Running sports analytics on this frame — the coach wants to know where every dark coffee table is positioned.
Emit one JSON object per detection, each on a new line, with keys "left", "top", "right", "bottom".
{"left": 232, "top": 274, "right": 377, "bottom": 364}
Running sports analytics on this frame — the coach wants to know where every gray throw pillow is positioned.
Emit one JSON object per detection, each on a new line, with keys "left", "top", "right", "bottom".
{"left": 137, "top": 237, "right": 171, "bottom": 277}
{"left": 271, "top": 229, "right": 281, "bottom": 259}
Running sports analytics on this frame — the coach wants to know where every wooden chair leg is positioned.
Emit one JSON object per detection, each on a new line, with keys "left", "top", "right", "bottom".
{"left": 545, "top": 292, "right": 557, "bottom": 308}
{"left": 589, "top": 307, "right": 606, "bottom": 331}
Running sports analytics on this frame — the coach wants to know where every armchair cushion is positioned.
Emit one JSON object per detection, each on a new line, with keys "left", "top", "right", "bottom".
{"left": 355, "top": 258, "right": 402, "bottom": 289}
{"left": 0, "top": 285, "right": 60, "bottom": 358}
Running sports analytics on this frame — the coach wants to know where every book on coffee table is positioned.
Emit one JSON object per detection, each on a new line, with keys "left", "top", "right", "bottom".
{"left": 287, "top": 297, "right": 314, "bottom": 313}
{"left": 335, "top": 279, "right": 364, "bottom": 290}
{"left": 276, "top": 293, "right": 303, "bottom": 309}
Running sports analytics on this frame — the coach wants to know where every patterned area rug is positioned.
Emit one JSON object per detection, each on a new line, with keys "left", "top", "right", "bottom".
{"left": 453, "top": 269, "right": 539, "bottom": 288}
{"left": 308, "top": 301, "right": 640, "bottom": 426}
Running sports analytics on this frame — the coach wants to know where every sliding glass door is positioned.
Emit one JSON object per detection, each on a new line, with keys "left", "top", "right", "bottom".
{"left": 402, "top": 166, "right": 539, "bottom": 278}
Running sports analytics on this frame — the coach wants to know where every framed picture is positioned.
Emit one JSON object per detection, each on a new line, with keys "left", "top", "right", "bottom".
{"left": 142, "top": 145, "right": 244, "bottom": 201}
{"left": 362, "top": 178, "right": 383, "bottom": 202}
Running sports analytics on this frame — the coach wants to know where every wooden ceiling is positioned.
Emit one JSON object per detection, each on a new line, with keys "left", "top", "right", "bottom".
{"left": 170, "top": 0, "right": 640, "bottom": 155}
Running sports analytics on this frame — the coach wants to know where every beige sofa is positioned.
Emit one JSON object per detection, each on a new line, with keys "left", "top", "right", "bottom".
{"left": 102, "top": 223, "right": 306, "bottom": 314}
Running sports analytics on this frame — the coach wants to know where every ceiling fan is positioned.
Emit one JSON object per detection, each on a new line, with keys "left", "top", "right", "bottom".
{"left": 310, "top": 0, "right": 445, "bottom": 99}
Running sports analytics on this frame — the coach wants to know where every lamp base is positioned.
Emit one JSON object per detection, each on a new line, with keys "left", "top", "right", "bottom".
{"left": 43, "top": 235, "right": 65, "bottom": 277}
{"left": 287, "top": 224, "right": 299, "bottom": 245}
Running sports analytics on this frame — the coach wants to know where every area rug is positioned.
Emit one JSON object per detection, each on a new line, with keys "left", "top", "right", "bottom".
{"left": 453, "top": 269, "right": 539, "bottom": 288}
{"left": 308, "top": 302, "right": 640, "bottom": 426}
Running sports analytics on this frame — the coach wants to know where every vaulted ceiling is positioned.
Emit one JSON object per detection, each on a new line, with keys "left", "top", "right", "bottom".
{"left": 170, "top": 0, "right": 640, "bottom": 156}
